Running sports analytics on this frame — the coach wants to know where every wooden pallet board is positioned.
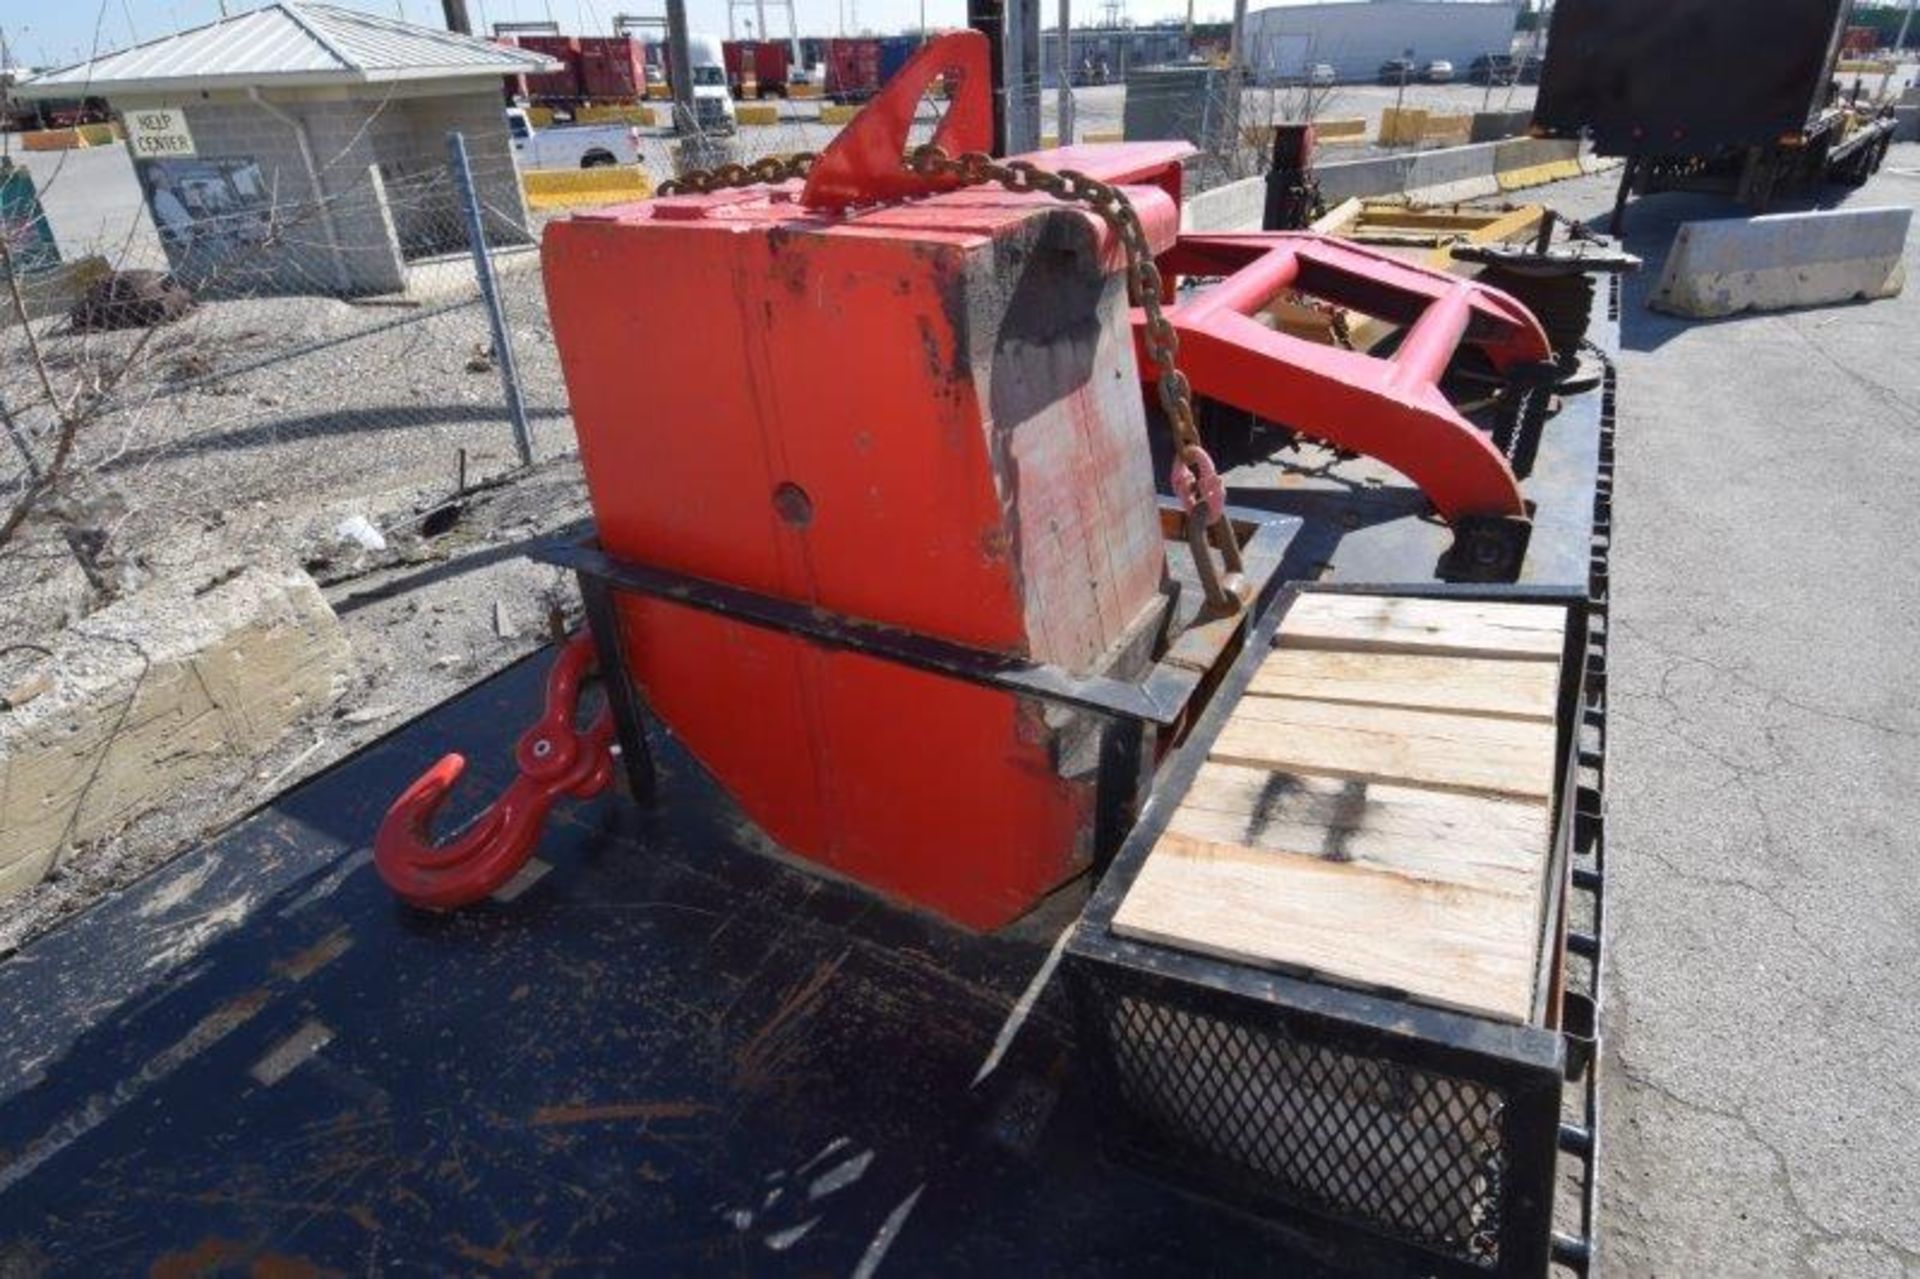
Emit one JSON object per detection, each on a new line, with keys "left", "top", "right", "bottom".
{"left": 1113, "top": 594, "right": 1569, "bottom": 1025}
{"left": 1249, "top": 648, "right": 1558, "bottom": 722}
{"left": 1167, "top": 762, "right": 1551, "bottom": 898}
{"left": 1276, "top": 594, "right": 1565, "bottom": 661}
{"left": 1112, "top": 829, "right": 1546, "bottom": 1022}
{"left": 1211, "top": 696, "right": 1558, "bottom": 802}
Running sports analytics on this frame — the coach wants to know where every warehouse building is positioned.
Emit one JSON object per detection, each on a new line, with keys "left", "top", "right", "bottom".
{"left": 1244, "top": 0, "right": 1521, "bottom": 84}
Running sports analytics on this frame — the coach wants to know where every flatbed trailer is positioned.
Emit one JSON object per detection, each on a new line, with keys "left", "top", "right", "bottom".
{"left": 1, "top": 37, "right": 1624, "bottom": 1275}
{"left": 0, "top": 267, "right": 1619, "bottom": 1275}
{"left": 1531, "top": 0, "right": 1898, "bottom": 231}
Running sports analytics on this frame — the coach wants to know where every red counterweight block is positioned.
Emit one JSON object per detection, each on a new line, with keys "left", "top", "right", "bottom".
{"left": 540, "top": 102, "right": 1180, "bottom": 928}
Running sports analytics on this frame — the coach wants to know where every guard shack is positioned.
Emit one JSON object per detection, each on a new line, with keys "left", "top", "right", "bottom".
{"left": 15, "top": 3, "right": 558, "bottom": 297}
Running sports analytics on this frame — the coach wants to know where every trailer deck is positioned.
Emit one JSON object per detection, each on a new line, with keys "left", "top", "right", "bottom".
{"left": 0, "top": 227, "right": 1617, "bottom": 1279}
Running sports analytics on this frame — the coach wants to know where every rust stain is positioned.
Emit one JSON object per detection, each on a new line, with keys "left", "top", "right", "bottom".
{"left": 528, "top": 1100, "right": 713, "bottom": 1128}
{"left": 149, "top": 1237, "right": 342, "bottom": 1279}
{"left": 271, "top": 928, "right": 353, "bottom": 981}
{"left": 733, "top": 949, "right": 847, "bottom": 1092}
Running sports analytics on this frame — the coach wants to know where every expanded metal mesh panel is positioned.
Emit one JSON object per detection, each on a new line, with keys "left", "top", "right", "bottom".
{"left": 1099, "top": 990, "right": 1509, "bottom": 1267}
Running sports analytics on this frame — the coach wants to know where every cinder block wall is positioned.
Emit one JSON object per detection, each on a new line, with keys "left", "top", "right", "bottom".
{"left": 120, "top": 82, "right": 528, "bottom": 298}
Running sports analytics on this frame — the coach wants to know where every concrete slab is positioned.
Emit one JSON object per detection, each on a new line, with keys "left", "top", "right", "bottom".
{"left": 0, "top": 563, "right": 352, "bottom": 900}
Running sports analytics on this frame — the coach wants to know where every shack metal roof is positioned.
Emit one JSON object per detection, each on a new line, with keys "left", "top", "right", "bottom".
{"left": 16, "top": 2, "right": 561, "bottom": 97}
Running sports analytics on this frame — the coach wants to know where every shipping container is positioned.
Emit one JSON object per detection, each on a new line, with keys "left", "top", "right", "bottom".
{"left": 1840, "top": 24, "right": 1877, "bottom": 53}
{"left": 826, "top": 37, "right": 881, "bottom": 102}
{"left": 504, "top": 34, "right": 585, "bottom": 103}
{"left": 876, "top": 35, "right": 921, "bottom": 86}
{"left": 723, "top": 40, "right": 793, "bottom": 96}
{"left": 578, "top": 35, "right": 648, "bottom": 101}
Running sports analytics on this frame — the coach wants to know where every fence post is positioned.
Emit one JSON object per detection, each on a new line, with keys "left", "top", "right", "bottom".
{"left": 446, "top": 129, "right": 534, "bottom": 469}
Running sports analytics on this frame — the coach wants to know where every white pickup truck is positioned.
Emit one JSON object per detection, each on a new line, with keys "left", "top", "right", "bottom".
{"left": 505, "top": 108, "right": 642, "bottom": 170}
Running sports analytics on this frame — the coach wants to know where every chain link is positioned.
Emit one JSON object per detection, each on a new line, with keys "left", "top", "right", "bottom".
{"left": 655, "top": 144, "right": 1246, "bottom": 609}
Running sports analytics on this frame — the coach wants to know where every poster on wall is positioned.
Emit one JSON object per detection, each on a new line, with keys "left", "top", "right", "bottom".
{"left": 0, "top": 160, "right": 62, "bottom": 276}
{"left": 136, "top": 155, "right": 275, "bottom": 284}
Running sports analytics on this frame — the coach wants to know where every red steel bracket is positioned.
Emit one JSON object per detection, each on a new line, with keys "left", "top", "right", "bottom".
{"left": 1143, "top": 232, "right": 1554, "bottom": 524}
{"left": 802, "top": 31, "right": 993, "bottom": 210}
{"left": 375, "top": 632, "right": 615, "bottom": 910}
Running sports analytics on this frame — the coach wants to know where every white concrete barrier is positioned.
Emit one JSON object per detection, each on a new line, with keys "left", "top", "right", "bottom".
{"left": 1650, "top": 207, "right": 1912, "bottom": 319}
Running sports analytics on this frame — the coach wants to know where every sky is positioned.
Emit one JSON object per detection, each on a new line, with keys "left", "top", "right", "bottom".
{"left": 1, "top": 0, "right": 1517, "bottom": 73}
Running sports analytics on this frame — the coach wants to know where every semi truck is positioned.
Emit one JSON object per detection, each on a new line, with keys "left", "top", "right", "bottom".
{"left": 1531, "top": 0, "right": 1898, "bottom": 231}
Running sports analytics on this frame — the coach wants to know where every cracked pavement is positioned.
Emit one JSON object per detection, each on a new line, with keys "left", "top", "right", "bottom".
{"left": 1543, "top": 147, "right": 1920, "bottom": 1277}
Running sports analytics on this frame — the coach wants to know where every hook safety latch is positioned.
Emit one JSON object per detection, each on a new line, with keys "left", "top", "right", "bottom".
{"left": 374, "top": 631, "right": 616, "bottom": 910}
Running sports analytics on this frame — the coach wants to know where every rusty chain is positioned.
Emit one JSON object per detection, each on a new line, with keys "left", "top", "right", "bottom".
{"left": 656, "top": 152, "right": 818, "bottom": 196}
{"left": 655, "top": 145, "right": 1247, "bottom": 612}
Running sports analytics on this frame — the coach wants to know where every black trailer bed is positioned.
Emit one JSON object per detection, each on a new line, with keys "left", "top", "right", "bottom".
{"left": 0, "top": 647, "right": 1372, "bottom": 1277}
{"left": 0, "top": 291, "right": 1617, "bottom": 1279}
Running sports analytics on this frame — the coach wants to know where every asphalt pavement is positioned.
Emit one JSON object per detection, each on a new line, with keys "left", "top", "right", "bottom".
{"left": 1538, "top": 150, "right": 1920, "bottom": 1278}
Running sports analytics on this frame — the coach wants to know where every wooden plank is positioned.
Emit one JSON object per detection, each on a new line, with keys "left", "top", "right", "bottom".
{"left": 1277, "top": 594, "right": 1565, "bottom": 661}
{"left": 1211, "top": 697, "right": 1557, "bottom": 801}
{"left": 1248, "top": 648, "right": 1558, "bottom": 721}
{"left": 1167, "top": 762, "right": 1549, "bottom": 897}
{"left": 1113, "top": 830, "right": 1541, "bottom": 1022}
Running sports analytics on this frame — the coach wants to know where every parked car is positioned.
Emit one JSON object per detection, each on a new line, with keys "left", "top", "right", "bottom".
{"left": 1306, "top": 62, "right": 1336, "bottom": 87}
{"left": 1516, "top": 53, "right": 1543, "bottom": 85}
{"left": 1468, "top": 53, "right": 1517, "bottom": 86}
{"left": 1377, "top": 57, "right": 1417, "bottom": 85}
{"left": 505, "top": 107, "right": 642, "bottom": 169}
{"left": 1424, "top": 59, "right": 1454, "bottom": 83}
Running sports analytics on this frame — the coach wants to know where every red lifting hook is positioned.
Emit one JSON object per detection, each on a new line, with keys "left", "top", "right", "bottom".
{"left": 374, "top": 632, "right": 616, "bottom": 910}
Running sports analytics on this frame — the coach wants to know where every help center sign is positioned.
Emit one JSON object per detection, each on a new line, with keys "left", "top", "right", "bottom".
{"left": 126, "top": 108, "right": 196, "bottom": 158}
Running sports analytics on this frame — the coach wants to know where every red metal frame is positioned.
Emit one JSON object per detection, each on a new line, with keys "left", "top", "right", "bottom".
{"left": 1148, "top": 233, "right": 1551, "bottom": 521}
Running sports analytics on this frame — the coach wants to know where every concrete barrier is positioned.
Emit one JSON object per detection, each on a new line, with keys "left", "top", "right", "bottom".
{"left": 575, "top": 104, "right": 653, "bottom": 125}
{"left": 820, "top": 103, "right": 861, "bottom": 125}
{"left": 1471, "top": 109, "right": 1532, "bottom": 144}
{"left": 1378, "top": 107, "right": 1427, "bottom": 146}
{"left": 1184, "top": 176, "right": 1270, "bottom": 232}
{"left": 522, "top": 164, "right": 655, "bottom": 211}
{"left": 1895, "top": 105, "right": 1920, "bottom": 143}
{"left": 1404, "top": 142, "right": 1500, "bottom": 203}
{"left": 1421, "top": 114, "right": 1472, "bottom": 145}
{"left": 790, "top": 83, "right": 822, "bottom": 99}
{"left": 1317, "top": 152, "right": 1416, "bottom": 204}
{"left": 1186, "top": 138, "right": 1599, "bottom": 232}
{"left": 1316, "top": 117, "right": 1367, "bottom": 142}
{"left": 736, "top": 103, "right": 780, "bottom": 126}
{"left": 1650, "top": 207, "right": 1912, "bottom": 318}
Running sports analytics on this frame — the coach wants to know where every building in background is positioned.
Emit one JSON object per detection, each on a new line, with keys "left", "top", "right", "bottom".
{"left": 15, "top": 2, "right": 556, "bottom": 297}
{"left": 1243, "top": 0, "right": 1521, "bottom": 84}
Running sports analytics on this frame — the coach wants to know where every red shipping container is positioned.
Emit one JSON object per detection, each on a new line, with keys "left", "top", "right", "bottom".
{"left": 753, "top": 42, "right": 791, "bottom": 95}
{"left": 505, "top": 34, "right": 584, "bottom": 101}
{"left": 579, "top": 35, "right": 648, "bottom": 101}
{"left": 825, "top": 37, "right": 880, "bottom": 102}
{"left": 724, "top": 41, "right": 793, "bottom": 96}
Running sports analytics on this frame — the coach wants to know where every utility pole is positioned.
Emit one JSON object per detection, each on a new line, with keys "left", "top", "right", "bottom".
{"left": 1898, "top": 0, "right": 1917, "bottom": 54}
{"left": 1056, "top": 0, "right": 1074, "bottom": 145}
{"left": 441, "top": 0, "right": 472, "bottom": 35}
{"left": 1224, "top": 0, "right": 1248, "bottom": 154}
{"left": 665, "top": 0, "right": 695, "bottom": 133}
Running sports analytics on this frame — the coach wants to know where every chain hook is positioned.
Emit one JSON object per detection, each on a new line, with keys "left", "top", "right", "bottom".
{"left": 375, "top": 632, "right": 616, "bottom": 910}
